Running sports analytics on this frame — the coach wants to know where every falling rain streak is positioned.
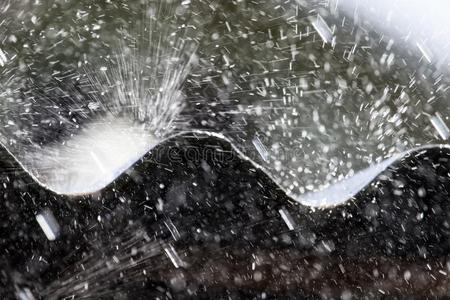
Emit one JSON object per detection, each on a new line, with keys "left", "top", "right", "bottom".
{"left": 310, "top": 14, "right": 334, "bottom": 44}
{"left": 36, "top": 209, "right": 60, "bottom": 241}
{"left": 430, "top": 113, "right": 450, "bottom": 140}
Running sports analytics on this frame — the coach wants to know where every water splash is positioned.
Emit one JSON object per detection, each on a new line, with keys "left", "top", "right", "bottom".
{"left": 0, "top": 1, "right": 197, "bottom": 194}
{"left": 1, "top": 1, "right": 450, "bottom": 299}
{"left": 0, "top": 0, "right": 448, "bottom": 206}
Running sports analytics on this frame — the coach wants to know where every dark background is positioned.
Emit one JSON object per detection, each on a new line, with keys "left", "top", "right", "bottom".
{"left": 1, "top": 135, "right": 450, "bottom": 299}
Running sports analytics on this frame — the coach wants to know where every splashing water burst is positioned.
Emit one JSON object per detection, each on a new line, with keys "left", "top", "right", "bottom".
{"left": 0, "top": 2, "right": 196, "bottom": 195}
{"left": 0, "top": 0, "right": 449, "bottom": 207}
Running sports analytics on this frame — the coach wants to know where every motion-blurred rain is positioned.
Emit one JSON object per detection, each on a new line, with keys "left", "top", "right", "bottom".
{"left": 1, "top": 0, "right": 450, "bottom": 299}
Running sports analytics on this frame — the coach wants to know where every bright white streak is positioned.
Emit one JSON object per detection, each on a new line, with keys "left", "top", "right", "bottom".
{"left": 252, "top": 136, "right": 269, "bottom": 162}
{"left": 416, "top": 42, "right": 433, "bottom": 63}
{"left": 278, "top": 208, "right": 296, "bottom": 230}
{"left": 311, "top": 14, "right": 333, "bottom": 44}
{"left": 0, "top": 48, "right": 8, "bottom": 67}
{"left": 430, "top": 113, "right": 450, "bottom": 140}
{"left": 36, "top": 209, "right": 60, "bottom": 241}
{"left": 163, "top": 244, "right": 184, "bottom": 269}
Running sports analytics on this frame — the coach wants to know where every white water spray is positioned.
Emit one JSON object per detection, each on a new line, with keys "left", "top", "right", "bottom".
{"left": 0, "top": 0, "right": 448, "bottom": 208}
{"left": 0, "top": 2, "right": 196, "bottom": 195}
